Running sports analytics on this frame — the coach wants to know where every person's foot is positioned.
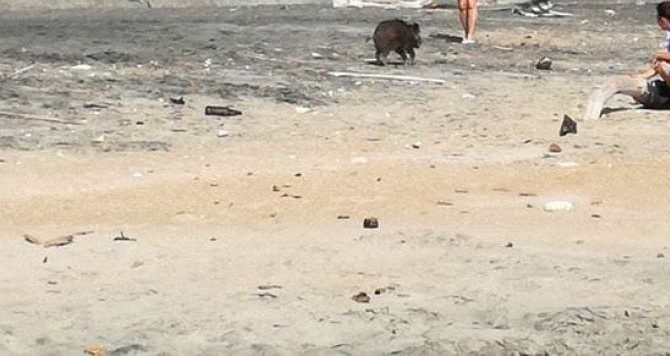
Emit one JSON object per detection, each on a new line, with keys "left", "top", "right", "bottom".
{"left": 461, "top": 38, "right": 475, "bottom": 44}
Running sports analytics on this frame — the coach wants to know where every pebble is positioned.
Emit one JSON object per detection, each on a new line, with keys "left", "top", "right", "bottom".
{"left": 548, "top": 143, "right": 562, "bottom": 153}
{"left": 352, "top": 292, "right": 370, "bottom": 303}
{"left": 363, "top": 217, "right": 379, "bottom": 229}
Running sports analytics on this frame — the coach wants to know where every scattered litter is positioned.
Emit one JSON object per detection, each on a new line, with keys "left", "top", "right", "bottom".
{"left": 205, "top": 106, "right": 242, "bottom": 117}
{"left": 295, "top": 106, "right": 311, "bottom": 114}
{"left": 604, "top": 9, "right": 616, "bottom": 16}
{"left": 512, "top": 1, "right": 573, "bottom": 17}
{"left": 544, "top": 201, "right": 574, "bottom": 212}
{"left": 217, "top": 129, "right": 230, "bottom": 138}
{"left": 71, "top": 64, "right": 93, "bottom": 71}
{"left": 23, "top": 234, "right": 41, "bottom": 245}
{"left": 556, "top": 162, "right": 579, "bottom": 168}
{"left": 363, "top": 217, "right": 379, "bottom": 229}
{"left": 536, "top": 57, "right": 552, "bottom": 71}
{"left": 170, "top": 97, "right": 185, "bottom": 105}
{"left": 519, "top": 192, "right": 537, "bottom": 197}
{"left": 548, "top": 143, "right": 562, "bottom": 153}
{"left": 280, "top": 193, "right": 302, "bottom": 199}
{"left": 352, "top": 292, "right": 370, "bottom": 303}
{"left": 113, "top": 231, "right": 137, "bottom": 242}
{"left": 258, "top": 285, "right": 283, "bottom": 290}
{"left": 559, "top": 115, "right": 577, "bottom": 136}
{"left": 132, "top": 172, "right": 143, "bottom": 179}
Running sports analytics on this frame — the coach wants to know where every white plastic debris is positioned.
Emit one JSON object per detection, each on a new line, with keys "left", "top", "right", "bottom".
{"left": 544, "top": 201, "right": 574, "bottom": 212}
{"left": 217, "top": 130, "right": 230, "bottom": 138}
{"left": 556, "top": 162, "right": 579, "bottom": 168}
{"left": 71, "top": 64, "right": 93, "bottom": 71}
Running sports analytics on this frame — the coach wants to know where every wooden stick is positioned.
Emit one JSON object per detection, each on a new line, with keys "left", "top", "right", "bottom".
{"left": 328, "top": 71, "right": 446, "bottom": 84}
{"left": 0, "top": 110, "right": 86, "bottom": 125}
{"left": 582, "top": 76, "right": 646, "bottom": 120}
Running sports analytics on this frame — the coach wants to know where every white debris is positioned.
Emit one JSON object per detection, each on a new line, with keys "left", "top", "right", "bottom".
{"left": 556, "top": 162, "right": 579, "bottom": 168}
{"left": 462, "top": 93, "right": 476, "bottom": 100}
{"left": 544, "top": 201, "right": 574, "bottom": 212}
{"left": 295, "top": 107, "right": 311, "bottom": 114}
{"left": 311, "top": 52, "right": 324, "bottom": 59}
{"left": 132, "top": 172, "right": 143, "bottom": 179}
{"left": 71, "top": 64, "right": 93, "bottom": 71}
{"left": 92, "top": 135, "right": 105, "bottom": 143}
{"left": 604, "top": 9, "right": 616, "bottom": 16}
{"left": 217, "top": 130, "right": 230, "bottom": 138}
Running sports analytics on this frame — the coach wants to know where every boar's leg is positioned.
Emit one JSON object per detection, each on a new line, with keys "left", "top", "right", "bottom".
{"left": 375, "top": 48, "right": 383, "bottom": 66}
{"left": 407, "top": 48, "right": 416, "bottom": 66}
{"left": 380, "top": 49, "right": 390, "bottom": 66}
{"left": 395, "top": 49, "right": 408, "bottom": 65}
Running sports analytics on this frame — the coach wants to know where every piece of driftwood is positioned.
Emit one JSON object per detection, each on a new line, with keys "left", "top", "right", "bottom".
{"left": 0, "top": 110, "right": 86, "bottom": 125}
{"left": 582, "top": 76, "right": 647, "bottom": 120}
{"left": 329, "top": 71, "right": 446, "bottom": 84}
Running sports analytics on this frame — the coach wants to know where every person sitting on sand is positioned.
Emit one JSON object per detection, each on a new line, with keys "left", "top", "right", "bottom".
{"left": 583, "top": 1, "right": 670, "bottom": 119}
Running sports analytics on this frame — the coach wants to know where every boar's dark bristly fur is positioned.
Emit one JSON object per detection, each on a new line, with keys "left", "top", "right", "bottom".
{"left": 372, "top": 19, "right": 421, "bottom": 66}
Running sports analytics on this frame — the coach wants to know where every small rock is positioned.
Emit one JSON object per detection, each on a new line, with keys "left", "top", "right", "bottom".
{"left": 295, "top": 106, "right": 311, "bottom": 114}
{"left": 658, "top": 253, "right": 665, "bottom": 258}
{"left": 363, "top": 217, "right": 379, "bottom": 229}
{"left": 462, "top": 92, "right": 476, "bottom": 100}
{"left": 535, "top": 57, "right": 552, "bottom": 70}
{"left": 411, "top": 142, "right": 421, "bottom": 149}
{"left": 170, "top": 97, "right": 185, "bottom": 105}
{"left": 131, "top": 261, "right": 144, "bottom": 268}
{"left": 352, "top": 292, "right": 370, "bottom": 303}
{"left": 505, "top": 242, "right": 513, "bottom": 248}
{"left": 217, "top": 129, "right": 230, "bottom": 138}
{"left": 92, "top": 135, "right": 105, "bottom": 144}
{"left": 544, "top": 201, "right": 574, "bottom": 212}
{"left": 311, "top": 52, "right": 324, "bottom": 59}
{"left": 591, "top": 213, "right": 601, "bottom": 218}
{"left": 83, "top": 346, "right": 109, "bottom": 356}
{"left": 337, "top": 215, "right": 350, "bottom": 219}
{"left": 559, "top": 115, "right": 577, "bottom": 136}
{"left": 548, "top": 143, "right": 562, "bottom": 153}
